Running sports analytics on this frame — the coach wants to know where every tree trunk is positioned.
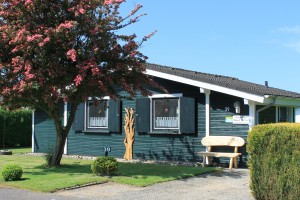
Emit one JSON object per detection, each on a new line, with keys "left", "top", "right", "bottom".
{"left": 49, "top": 130, "right": 67, "bottom": 166}
{"left": 47, "top": 102, "right": 78, "bottom": 167}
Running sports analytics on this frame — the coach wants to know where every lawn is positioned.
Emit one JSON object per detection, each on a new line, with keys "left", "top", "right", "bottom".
{"left": 0, "top": 148, "right": 217, "bottom": 192}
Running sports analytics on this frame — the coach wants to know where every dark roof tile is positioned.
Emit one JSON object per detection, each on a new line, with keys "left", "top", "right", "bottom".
{"left": 145, "top": 63, "right": 300, "bottom": 98}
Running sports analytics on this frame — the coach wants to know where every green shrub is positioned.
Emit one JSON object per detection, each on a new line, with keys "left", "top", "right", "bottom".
{"left": 0, "top": 109, "right": 32, "bottom": 147}
{"left": 91, "top": 156, "right": 119, "bottom": 176}
{"left": 247, "top": 123, "right": 300, "bottom": 200}
{"left": 2, "top": 164, "right": 23, "bottom": 181}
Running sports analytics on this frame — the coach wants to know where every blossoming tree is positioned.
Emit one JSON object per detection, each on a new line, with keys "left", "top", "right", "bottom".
{"left": 0, "top": 0, "right": 158, "bottom": 166}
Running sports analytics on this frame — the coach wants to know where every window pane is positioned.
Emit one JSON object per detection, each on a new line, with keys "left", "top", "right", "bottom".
{"left": 278, "top": 107, "right": 290, "bottom": 122}
{"left": 153, "top": 99, "right": 179, "bottom": 129}
{"left": 87, "top": 101, "right": 108, "bottom": 128}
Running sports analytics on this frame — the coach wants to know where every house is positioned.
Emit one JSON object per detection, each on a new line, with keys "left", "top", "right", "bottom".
{"left": 32, "top": 63, "right": 300, "bottom": 163}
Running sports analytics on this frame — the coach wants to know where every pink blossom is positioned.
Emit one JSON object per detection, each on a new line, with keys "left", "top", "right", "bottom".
{"left": 13, "top": 66, "right": 21, "bottom": 73}
{"left": 11, "top": 57, "right": 22, "bottom": 66}
{"left": 9, "top": 28, "right": 26, "bottom": 44}
{"left": 12, "top": 46, "right": 19, "bottom": 53}
{"left": 67, "top": 7, "right": 75, "bottom": 12}
{"left": 2, "top": 88, "right": 10, "bottom": 95}
{"left": 43, "top": 37, "right": 50, "bottom": 43}
{"left": 129, "top": 52, "right": 136, "bottom": 58}
{"left": 130, "top": 4, "right": 142, "bottom": 15}
{"left": 79, "top": 8, "right": 86, "bottom": 14}
{"left": 104, "top": 0, "right": 124, "bottom": 4}
{"left": 67, "top": 49, "right": 77, "bottom": 62}
{"left": 27, "top": 34, "right": 42, "bottom": 42}
{"left": 19, "top": 80, "right": 26, "bottom": 91}
{"left": 104, "top": 0, "right": 113, "bottom": 4}
{"left": 91, "top": 67, "right": 99, "bottom": 75}
{"left": 38, "top": 37, "right": 50, "bottom": 47}
{"left": 26, "top": 74, "right": 35, "bottom": 79}
{"left": 57, "top": 21, "right": 74, "bottom": 32}
{"left": 144, "top": 30, "right": 157, "bottom": 40}
{"left": 74, "top": 75, "right": 83, "bottom": 86}
{"left": 25, "top": 0, "right": 32, "bottom": 5}
{"left": 24, "top": 65, "right": 35, "bottom": 80}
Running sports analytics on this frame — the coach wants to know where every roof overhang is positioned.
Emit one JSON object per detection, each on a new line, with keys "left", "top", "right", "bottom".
{"left": 146, "top": 69, "right": 269, "bottom": 104}
{"left": 273, "top": 97, "right": 300, "bottom": 107}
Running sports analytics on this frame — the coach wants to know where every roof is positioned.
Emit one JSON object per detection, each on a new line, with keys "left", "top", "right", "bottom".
{"left": 145, "top": 63, "right": 300, "bottom": 99}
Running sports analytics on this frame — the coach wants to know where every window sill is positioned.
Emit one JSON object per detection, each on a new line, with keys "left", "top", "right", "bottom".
{"left": 148, "top": 130, "right": 180, "bottom": 135}
{"left": 82, "top": 129, "right": 110, "bottom": 134}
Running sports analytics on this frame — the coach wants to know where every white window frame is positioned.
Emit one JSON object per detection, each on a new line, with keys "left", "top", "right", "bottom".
{"left": 149, "top": 94, "right": 182, "bottom": 131}
{"left": 84, "top": 97, "right": 110, "bottom": 130}
{"left": 277, "top": 106, "right": 294, "bottom": 122}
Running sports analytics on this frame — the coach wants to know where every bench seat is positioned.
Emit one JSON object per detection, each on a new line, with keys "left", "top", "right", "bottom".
{"left": 198, "top": 152, "right": 241, "bottom": 158}
{"left": 198, "top": 136, "right": 245, "bottom": 171}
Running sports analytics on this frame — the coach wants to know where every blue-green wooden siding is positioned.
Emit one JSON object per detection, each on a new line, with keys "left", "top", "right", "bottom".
{"left": 34, "top": 78, "right": 249, "bottom": 162}
{"left": 210, "top": 91, "right": 249, "bottom": 140}
{"left": 33, "top": 109, "right": 56, "bottom": 153}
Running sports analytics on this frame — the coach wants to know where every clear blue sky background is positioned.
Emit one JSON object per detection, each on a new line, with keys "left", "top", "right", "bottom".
{"left": 119, "top": 1, "right": 300, "bottom": 93}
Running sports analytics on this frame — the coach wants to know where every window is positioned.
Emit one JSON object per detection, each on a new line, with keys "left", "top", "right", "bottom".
{"left": 73, "top": 99, "right": 121, "bottom": 133}
{"left": 153, "top": 98, "right": 179, "bottom": 129}
{"left": 86, "top": 100, "right": 108, "bottom": 128}
{"left": 135, "top": 95, "right": 195, "bottom": 134}
{"left": 278, "top": 107, "right": 293, "bottom": 122}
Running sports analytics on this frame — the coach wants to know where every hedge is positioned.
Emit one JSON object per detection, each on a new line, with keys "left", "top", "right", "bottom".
{"left": 247, "top": 123, "right": 300, "bottom": 200}
{"left": 0, "top": 109, "right": 32, "bottom": 147}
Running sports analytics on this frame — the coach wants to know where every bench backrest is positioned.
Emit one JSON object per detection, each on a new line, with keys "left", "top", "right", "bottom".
{"left": 201, "top": 136, "right": 245, "bottom": 147}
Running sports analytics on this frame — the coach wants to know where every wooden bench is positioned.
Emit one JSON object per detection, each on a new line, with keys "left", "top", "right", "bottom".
{"left": 198, "top": 136, "right": 245, "bottom": 171}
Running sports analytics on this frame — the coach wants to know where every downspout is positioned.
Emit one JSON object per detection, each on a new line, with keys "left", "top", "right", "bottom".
{"left": 255, "top": 96, "right": 276, "bottom": 124}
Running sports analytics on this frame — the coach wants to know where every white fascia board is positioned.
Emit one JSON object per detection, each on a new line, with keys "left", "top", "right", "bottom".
{"left": 150, "top": 93, "right": 182, "bottom": 98}
{"left": 88, "top": 96, "right": 110, "bottom": 100}
{"left": 146, "top": 69, "right": 265, "bottom": 103}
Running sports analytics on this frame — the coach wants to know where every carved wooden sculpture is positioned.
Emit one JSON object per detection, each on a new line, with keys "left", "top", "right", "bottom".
{"left": 124, "top": 108, "right": 135, "bottom": 160}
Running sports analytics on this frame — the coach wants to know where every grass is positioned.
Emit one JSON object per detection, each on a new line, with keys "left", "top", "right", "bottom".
{"left": 0, "top": 147, "right": 217, "bottom": 192}
{"left": 5, "top": 147, "right": 32, "bottom": 154}
{"left": 115, "top": 162, "right": 217, "bottom": 186}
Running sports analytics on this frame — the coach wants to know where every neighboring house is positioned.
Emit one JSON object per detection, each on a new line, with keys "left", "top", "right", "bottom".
{"left": 32, "top": 63, "right": 300, "bottom": 162}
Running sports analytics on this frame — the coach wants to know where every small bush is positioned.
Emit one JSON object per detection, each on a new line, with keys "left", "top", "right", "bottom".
{"left": 247, "top": 123, "right": 300, "bottom": 200}
{"left": 2, "top": 164, "right": 23, "bottom": 181}
{"left": 91, "top": 156, "right": 119, "bottom": 176}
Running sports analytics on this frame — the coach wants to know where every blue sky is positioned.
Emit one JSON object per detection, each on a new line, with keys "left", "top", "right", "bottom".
{"left": 119, "top": 1, "right": 300, "bottom": 93}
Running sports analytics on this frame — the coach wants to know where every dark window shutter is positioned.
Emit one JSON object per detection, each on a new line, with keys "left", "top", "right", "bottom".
{"left": 180, "top": 97, "right": 195, "bottom": 133}
{"left": 136, "top": 98, "right": 150, "bottom": 133}
{"left": 108, "top": 99, "right": 121, "bottom": 132}
{"left": 73, "top": 103, "right": 85, "bottom": 131}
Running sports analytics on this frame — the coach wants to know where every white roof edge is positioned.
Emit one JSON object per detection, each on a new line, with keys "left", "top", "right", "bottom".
{"left": 146, "top": 69, "right": 265, "bottom": 103}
